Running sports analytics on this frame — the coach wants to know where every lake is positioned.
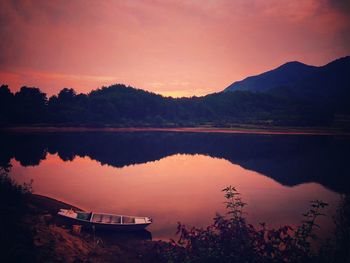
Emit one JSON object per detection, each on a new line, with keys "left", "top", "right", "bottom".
{"left": 1, "top": 130, "right": 349, "bottom": 240}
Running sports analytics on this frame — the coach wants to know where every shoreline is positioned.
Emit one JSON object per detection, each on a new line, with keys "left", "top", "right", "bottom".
{"left": 21, "top": 193, "right": 154, "bottom": 262}
{"left": 27, "top": 194, "right": 84, "bottom": 213}
{"left": 1, "top": 126, "right": 349, "bottom": 136}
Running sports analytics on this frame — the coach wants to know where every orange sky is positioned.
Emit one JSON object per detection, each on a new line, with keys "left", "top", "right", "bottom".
{"left": 1, "top": 0, "right": 349, "bottom": 97}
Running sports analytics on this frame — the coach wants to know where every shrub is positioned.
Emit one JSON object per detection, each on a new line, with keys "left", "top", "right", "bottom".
{"left": 156, "top": 186, "right": 328, "bottom": 263}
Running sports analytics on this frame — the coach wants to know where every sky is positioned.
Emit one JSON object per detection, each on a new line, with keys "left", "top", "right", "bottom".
{"left": 1, "top": 0, "right": 349, "bottom": 97}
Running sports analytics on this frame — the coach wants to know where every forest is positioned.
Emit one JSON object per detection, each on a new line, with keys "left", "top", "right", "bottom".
{"left": 0, "top": 83, "right": 346, "bottom": 127}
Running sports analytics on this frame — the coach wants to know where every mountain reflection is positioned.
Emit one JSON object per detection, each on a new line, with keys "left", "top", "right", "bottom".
{"left": 1, "top": 131, "right": 349, "bottom": 193}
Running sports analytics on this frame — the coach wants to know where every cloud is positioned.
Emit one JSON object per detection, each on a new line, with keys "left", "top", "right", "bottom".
{"left": 0, "top": 69, "right": 120, "bottom": 95}
{"left": 327, "top": 0, "right": 350, "bottom": 13}
{"left": 0, "top": 0, "right": 349, "bottom": 97}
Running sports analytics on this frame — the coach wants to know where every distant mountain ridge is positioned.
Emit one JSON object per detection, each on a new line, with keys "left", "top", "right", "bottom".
{"left": 224, "top": 56, "right": 350, "bottom": 100}
{"left": 1, "top": 56, "right": 349, "bottom": 127}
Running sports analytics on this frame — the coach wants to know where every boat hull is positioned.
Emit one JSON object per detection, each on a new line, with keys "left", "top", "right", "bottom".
{"left": 57, "top": 214, "right": 151, "bottom": 231}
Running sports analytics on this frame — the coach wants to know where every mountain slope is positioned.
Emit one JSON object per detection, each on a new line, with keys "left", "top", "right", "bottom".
{"left": 224, "top": 56, "right": 350, "bottom": 101}
{"left": 1, "top": 56, "right": 349, "bottom": 127}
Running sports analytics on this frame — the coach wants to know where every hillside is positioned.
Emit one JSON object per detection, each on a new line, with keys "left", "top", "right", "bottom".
{"left": 224, "top": 56, "right": 350, "bottom": 101}
{"left": 0, "top": 56, "right": 349, "bottom": 127}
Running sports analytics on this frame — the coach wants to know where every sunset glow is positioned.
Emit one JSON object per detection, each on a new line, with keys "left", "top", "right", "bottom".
{"left": 1, "top": 2, "right": 349, "bottom": 260}
{"left": 1, "top": 0, "right": 349, "bottom": 97}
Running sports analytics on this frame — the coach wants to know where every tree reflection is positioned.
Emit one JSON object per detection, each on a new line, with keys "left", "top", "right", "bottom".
{"left": 0, "top": 131, "right": 349, "bottom": 193}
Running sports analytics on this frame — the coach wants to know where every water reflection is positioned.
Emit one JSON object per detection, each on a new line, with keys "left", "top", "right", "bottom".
{"left": 10, "top": 153, "right": 340, "bottom": 240}
{"left": 1, "top": 131, "right": 349, "bottom": 193}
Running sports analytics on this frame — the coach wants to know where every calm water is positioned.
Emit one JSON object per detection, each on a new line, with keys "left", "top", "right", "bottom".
{"left": 1, "top": 131, "right": 349, "bottom": 240}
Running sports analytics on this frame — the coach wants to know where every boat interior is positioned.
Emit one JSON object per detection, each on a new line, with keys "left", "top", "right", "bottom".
{"left": 91, "top": 214, "right": 148, "bottom": 224}
{"left": 60, "top": 209, "right": 150, "bottom": 224}
{"left": 76, "top": 211, "right": 92, "bottom": 221}
{"left": 91, "top": 214, "right": 123, "bottom": 224}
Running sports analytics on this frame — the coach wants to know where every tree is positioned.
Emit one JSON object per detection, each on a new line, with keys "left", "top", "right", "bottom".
{"left": 13, "top": 86, "right": 48, "bottom": 123}
{"left": 0, "top": 85, "right": 15, "bottom": 123}
{"left": 57, "top": 88, "right": 77, "bottom": 103}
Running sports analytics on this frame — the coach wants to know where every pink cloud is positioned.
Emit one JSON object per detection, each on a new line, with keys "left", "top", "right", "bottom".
{"left": 0, "top": 0, "right": 349, "bottom": 97}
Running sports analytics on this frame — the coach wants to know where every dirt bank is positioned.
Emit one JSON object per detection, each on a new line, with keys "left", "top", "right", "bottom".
{"left": 22, "top": 194, "right": 158, "bottom": 262}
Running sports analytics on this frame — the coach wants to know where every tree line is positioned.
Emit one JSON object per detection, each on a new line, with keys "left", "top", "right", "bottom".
{"left": 0, "top": 83, "right": 335, "bottom": 127}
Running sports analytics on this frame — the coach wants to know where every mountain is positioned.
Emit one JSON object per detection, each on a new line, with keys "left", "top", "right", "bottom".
{"left": 1, "top": 56, "right": 349, "bottom": 127}
{"left": 224, "top": 56, "right": 350, "bottom": 101}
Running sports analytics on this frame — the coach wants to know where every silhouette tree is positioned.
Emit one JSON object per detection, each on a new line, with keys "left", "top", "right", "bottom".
{"left": 0, "top": 82, "right": 344, "bottom": 127}
{"left": 13, "top": 86, "right": 48, "bottom": 123}
{"left": 0, "top": 85, "right": 15, "bottom": 123}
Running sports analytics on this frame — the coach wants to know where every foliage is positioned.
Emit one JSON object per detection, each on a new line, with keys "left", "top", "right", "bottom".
{"left": 0, "top": 166, "right": 35, "bottom": 262}
{"left": 0, "top": 83, "right": 339, "bottom": 127}
{"left": 317, "top": 195, "right": 350, "bottom": 263}
{"left": 155, "top": 186, "right": 329, "bottom": 263}
{"left": 0, "top": 165, "right": 32, "bottom": 210}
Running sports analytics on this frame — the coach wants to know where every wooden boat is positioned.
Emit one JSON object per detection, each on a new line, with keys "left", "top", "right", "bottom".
{"left": 57, "top": 209, "right": 152, "bottom": 231}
